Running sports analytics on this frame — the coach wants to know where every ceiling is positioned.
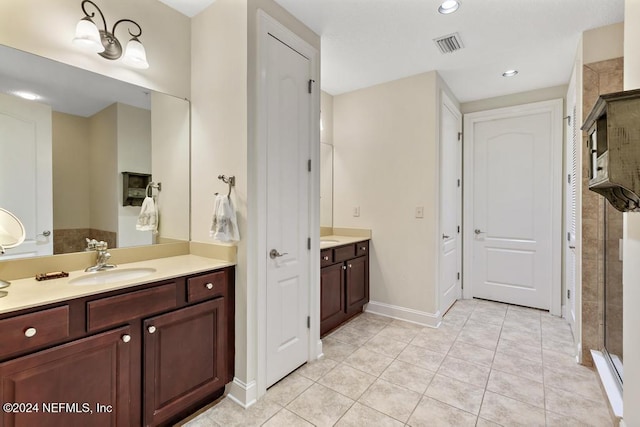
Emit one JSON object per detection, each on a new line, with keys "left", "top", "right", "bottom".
{"left": 162, "top": 0, "right": 623, "bottom": 102}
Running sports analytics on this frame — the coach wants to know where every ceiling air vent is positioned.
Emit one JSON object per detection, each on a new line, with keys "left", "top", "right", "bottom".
{"left": 434, "top": 32, "right": 464, "bottom": 54}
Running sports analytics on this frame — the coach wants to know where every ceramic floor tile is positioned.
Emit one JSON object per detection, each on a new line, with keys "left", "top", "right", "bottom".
{"left": 335, "top": 402, "right": 404, "bottom": 427}
{"left": 295, "top": 357, "right": 338, "bottom": 381}
{"left": 358, "top": 378, "right": 421, "bottom": 423}
{"left": 397, "top": 344, "right": 446, "bottom": 372}
{"left": 492, "top": 351, "right": 543, "bottom": 383}
{"left": 447, "top": 341, "right": 495, "bottom": 367}
{"left": 181, "top": 412, "right": 222, "bottom": 427}
{"left": 541, "top": 347, "right": 579, "bottom": 372}
{"left": 322, "top": 337, "right": 359, "bottom": 362}
{"left": 439, "top": 313, "right": 468, "bottom": 329}
{"left": 363, "top": 334, "right": 408, "bottom": 358}
{"left": 379, "top": 359, "right": 435, "bottom": 394}
{"left": 424, "top": 374, "right": 484, "bottom": 415}
{"left": 328, "top": 325, "right": 373, "bottom": 347}
{"left": 375, "top": 323, "right": 421, "bottom": 343}
{"left": 287, "top": 383, "right": 354, "bottom": 427}
{"left": 499, "top": 327, "right": 542, "bottom": 347}
{"left": 343, "top": 347, "right": 394, "bottom": 376}
{"left": 543, "top": 365, "right": 605, "bottom": 402}
{"left": 264, "top": 372, "right": 314, "bottom": 406}
{"left": 437, "top": 355, "right": 490, "bottom": 388}
{"left": 346, "top": 316, "right": 389, "bottom": 336}
{"left": 479, "top": 391, "right": 545, "bottom": 427}
{"left": 318, "top": 363, "right": 377, "bottom": 400}
{"left": 475, "top": 418, "right": 503, "bottom": 427}
{"left": 486, "top": 369, "right": 544, "bottom": 408}
{"left": 407, "top": 396, "right": 477, "bottom": 427}
{"left": 544, "top": 385, "right": 613, "bottom": 426}
{"left": 541, "top": 336, "right": 576, "bottom": 355}
{"left": 410, "top": 329, "right": 456, "bottom": 354}
{"left": 468, "top": 310, "right": 505, "bottom": 326}
{"left": 199, "top": 397, "right": 282, "bottom": 427}
{"left": 262, "top": 409, "right": 314, "bottom": 427}
{"left": 502, "top": 316, "right": 541, "bottom": 331}
{"left": 545, "top": 410, "right": 594, "bottom": 427}
{"left": 496, "top": 337, "right": 542, "bottom": 363}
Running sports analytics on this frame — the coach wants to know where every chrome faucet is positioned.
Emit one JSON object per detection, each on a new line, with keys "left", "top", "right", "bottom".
{"left": 85, "top": 239, "right": 116, "bottom": 272}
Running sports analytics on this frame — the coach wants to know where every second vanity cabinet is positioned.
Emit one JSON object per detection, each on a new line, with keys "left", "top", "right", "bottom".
{"left": 320, "top": 240, "right": 370, "bottom": 336}
{"left": 0, "top": 266, "right": 235, "bottom": 427}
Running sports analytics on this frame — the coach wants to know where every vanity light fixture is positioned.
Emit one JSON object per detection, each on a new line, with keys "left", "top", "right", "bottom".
{"left": 502, "top": 69, "right": 519, "bottom": 77}
{"left": 72, "top": 0, "right": 149, "bottom": 69}
{"left": 438, "top": 0, "right": 460, "bottom": 14}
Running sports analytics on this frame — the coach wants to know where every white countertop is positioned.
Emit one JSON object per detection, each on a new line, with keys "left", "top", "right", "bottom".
{"left": 0, "top": 255, "right": 235, "bottom": 315}
{"left": 320, "top": 235, "right": 370, "bottom": 249}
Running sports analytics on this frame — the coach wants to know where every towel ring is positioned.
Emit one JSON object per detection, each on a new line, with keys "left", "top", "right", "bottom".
{"left": 216, "top": 175, "right": 235, "bottom": 198}
{"left": 146, "top": 182, "right": 162, "bottom": 197}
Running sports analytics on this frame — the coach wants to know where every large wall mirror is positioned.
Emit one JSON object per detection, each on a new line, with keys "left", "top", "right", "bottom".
{"left": 320, "top": 142, "right": 333, "bottom": 228}
{"left": 0, "top": 45, "right": 190, "bottom": 260}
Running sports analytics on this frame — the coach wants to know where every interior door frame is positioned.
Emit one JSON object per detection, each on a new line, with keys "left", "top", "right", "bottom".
{"left": 438, "top": 91, "right": 462, "bottom": 313}
{"left": 254, "top": 10, "right": 320, "bottom": 399}
{"left": 462, "top": 99, "right": 563, "bottom": 316}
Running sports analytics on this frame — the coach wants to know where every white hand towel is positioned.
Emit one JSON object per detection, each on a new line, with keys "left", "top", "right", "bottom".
{"left": 136, "top": 196, "right": 158, "bottom": 233}
{"left": 210, "top": 195, "right": 240, "bottom": 242}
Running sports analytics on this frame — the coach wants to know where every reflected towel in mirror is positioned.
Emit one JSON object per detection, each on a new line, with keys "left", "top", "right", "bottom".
{"left": 136, "top": 196, "right": 158, "bottom": 233}
{"left": 210, "top": 194, "right": 239, "bottom": 242}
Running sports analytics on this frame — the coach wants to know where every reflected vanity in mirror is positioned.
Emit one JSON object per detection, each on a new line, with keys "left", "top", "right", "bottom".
{"left": 320, "top": 142, "right": 333, "bottom": 228}
{"left": 0, "top": 45, "right": 190, "bottom": 260}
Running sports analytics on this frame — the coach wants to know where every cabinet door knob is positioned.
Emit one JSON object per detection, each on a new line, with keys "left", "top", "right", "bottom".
{"left": 348, "top": 264, "right": 352, "bottom": 269}
{"left": 24, "top": 327, "right": 37, "bottom": 338}
{"left": 323, "top": 256, "right": 329, "bottom": 261}
{"left": 360, "top": 247, "right": 366, "bottom": 251}
{"left": 148, "top": 326, "right": 157, "bottom": 334}
{"left": 122, "top": 334, "right": 131, "bottom": 343}
{"left": 205, "top": 282, "right": 214, "bottom": 290}
{"left": 342, "top": 265, "right": 347, "bottom": 270}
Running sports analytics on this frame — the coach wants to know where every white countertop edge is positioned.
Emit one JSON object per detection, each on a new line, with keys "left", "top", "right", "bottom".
{"left": 319, "top": 235, "right": 370, "bottom": 249}
{"left": 0, "top": 254, "right": 235, "bottom": 316}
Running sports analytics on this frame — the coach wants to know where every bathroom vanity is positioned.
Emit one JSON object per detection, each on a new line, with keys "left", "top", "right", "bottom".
{"left": 320, "top": 238, "right": 370, "bottom": 336}
{"left": 0, "top": 256, "right": 234, "bottom": 427}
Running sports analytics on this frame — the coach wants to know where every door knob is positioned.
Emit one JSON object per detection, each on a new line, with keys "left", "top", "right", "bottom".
{"left": 269, "top": 249, "right": 288, "bottom": 259}
{"left": 38, "top": 230, "right": 51, "bottom": 237}
{"left": 442, "top": 234, "right": 450, "bottom": 239}
{"left": 474, "top": 229, "right": 484, "bottom": 235}
{"left": 148, "top": 326, "right": 156, "bottom": 334}
{"left": 121, "top": 334, "right": 131, "bottom": 343}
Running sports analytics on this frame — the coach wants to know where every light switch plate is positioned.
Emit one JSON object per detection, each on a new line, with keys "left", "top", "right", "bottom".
{"left": 415, "top": 207, "right": 424, "bottom": 218}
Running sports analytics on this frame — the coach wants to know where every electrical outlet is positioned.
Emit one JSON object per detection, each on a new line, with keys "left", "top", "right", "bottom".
{"left": 353, "top": 206, "right": 360, "bottom": 217}
{"left": 415, "top": 206, "right": 424, "bottom": 218}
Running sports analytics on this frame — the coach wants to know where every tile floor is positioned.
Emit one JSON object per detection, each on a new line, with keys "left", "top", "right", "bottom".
{"left": 180, "top": 299, "right": 615, "bottom": 426}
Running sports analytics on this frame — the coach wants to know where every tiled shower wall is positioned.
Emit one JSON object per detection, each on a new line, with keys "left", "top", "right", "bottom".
{"left": 53, "top": 229, "right": 117, "bottom": 255}
{"left": 581, "top": 57, "right": 624, "bottom": 366}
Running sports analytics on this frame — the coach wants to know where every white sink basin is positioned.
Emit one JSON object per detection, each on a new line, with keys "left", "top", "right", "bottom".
{"left": 69, "top": 268, "right": 157, "bottom": 286}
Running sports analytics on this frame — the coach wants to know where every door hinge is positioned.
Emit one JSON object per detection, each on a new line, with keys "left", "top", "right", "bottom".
{"left": 457, "top": 225, "right": 460, "bottom": 233}
{"left": 308, "top": 159, "right": 311, "bottom": 172}
{"left": 307, "top": 316, "right": 310, "bottom": 329}
{"left": 308, "top": 79, "right": 315, "bottom": 94}
{"left": 567, "top": 232, "right": 571, "bottom": 242}
{"left": 568, "top": 174, "right": 571, "bottom": 184}
{"left": 457, "top": 178, "right": 461, "bottom": 188}
{"left": 308, "top": 237, "right": 311, "bottom": 250}
{"left": 457, "top": 132, "right": 462, "bottom": 141}
{"left": 567, "top": 289, "right": 571, "bottom": 300}
{"left": 457, "top": 272, "right": 460, "bottom": 280}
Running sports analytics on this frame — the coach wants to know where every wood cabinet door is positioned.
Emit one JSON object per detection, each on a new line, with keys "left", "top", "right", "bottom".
{"left": 143, "top": 298, "right": 226, "bottom": 426}
{"left": 320, "top": 263, "right": 345, "bottom": 336}
{"left": 0, "top": 326, "right": 132, "bottom": 427}
{"left": 345, "top": 255, "right": 369, "bottom": 315}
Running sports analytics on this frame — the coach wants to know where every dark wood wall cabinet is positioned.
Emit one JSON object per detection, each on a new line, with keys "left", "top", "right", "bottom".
{"left": 0, "top": 266, "right": 235, "bottom": 427}
{"left": 320, "top": 240, "right": 370, "bottom": 336}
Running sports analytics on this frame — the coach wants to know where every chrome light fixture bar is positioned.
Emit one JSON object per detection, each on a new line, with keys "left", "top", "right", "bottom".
{"left": 72, "top": 0, "right": 149, "bottom": 69}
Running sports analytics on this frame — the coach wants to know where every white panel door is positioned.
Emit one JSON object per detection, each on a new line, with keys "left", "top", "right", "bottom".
{"left": 472, "top": 109, "right": 557, "bottom": 309}
{"left": 0, "top": 93, "right": 52, "bottom": 258}
{"left": 265, "top": 34, "right": 311, "bottom": 387}
{"left": 439, "top": 93, "right": 462, "bottom": 314}
{"left": 565, "top": 99, "right": 578, "bottom": 331}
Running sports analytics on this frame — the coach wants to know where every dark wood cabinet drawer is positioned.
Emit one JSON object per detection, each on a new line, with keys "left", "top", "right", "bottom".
{"left": 320, "top": 249, "right": 333, "bottom": 267}
{"left": 334, "top": 244, "right": 356, "bottom": 263}
{"left": 187, "top": 270, "right": 228, "bottom": 303}
{"left": 356, "top": 241, "right": 369, "bottom": 257}
{"left": 87, "top": 282, "right": 178, "bottom": 332}
{"left": 0, "top": 306, "right": 69, "bottom": 359}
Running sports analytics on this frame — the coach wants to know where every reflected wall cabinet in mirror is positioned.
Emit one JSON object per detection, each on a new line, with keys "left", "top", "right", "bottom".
{"left": 0, "top": 45, "right": 190, "bottom": 260}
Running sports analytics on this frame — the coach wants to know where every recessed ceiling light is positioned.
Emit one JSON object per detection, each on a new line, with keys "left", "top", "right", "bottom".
{"left": 13, "top": 91, "right": 40, "bottom": 101}
{"left": 438, "top": 0, "right": 460, "bottom": 14}
{"left": 502, "top": 70, "right": 519, "bottom": 77}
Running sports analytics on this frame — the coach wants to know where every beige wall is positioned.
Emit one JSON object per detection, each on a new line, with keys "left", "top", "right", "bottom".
{"left": 117, "top": 103, "right": 152, "bottom": 248}
{"left": 321, "top": 91, "right": 334, "bottom": 145}
{"left": 334, "top": 71, "right": 441, "bottom": 314}
{"left": 52, "top": 112, "right": 91, "bottom": 229}
{"left": 89, "top": 104, "right": 118, "bottom": 233}
{"left": 0, "top": 0, "right": 190, "bottom": 98}
{"left": 584, "top": 22, "right": 624, "bottom": 65}
{"left": 151, "top": 92, "right": 190, "bottom": 242}
{"left": 461, "top": 85, "right": 567, "bottom": 114}
{"left": 623, "top": 1, "right": 640, "bottom": 425}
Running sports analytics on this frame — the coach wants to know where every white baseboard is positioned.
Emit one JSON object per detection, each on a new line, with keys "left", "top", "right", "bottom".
{"left": 315, "top": 339, "right": 323, "bottom": 359}
{"left": 365, "top": 300, "right": 441, "bottom": 328}
{"left": 226, "top": 377, "right": 257, "bottom": 409}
